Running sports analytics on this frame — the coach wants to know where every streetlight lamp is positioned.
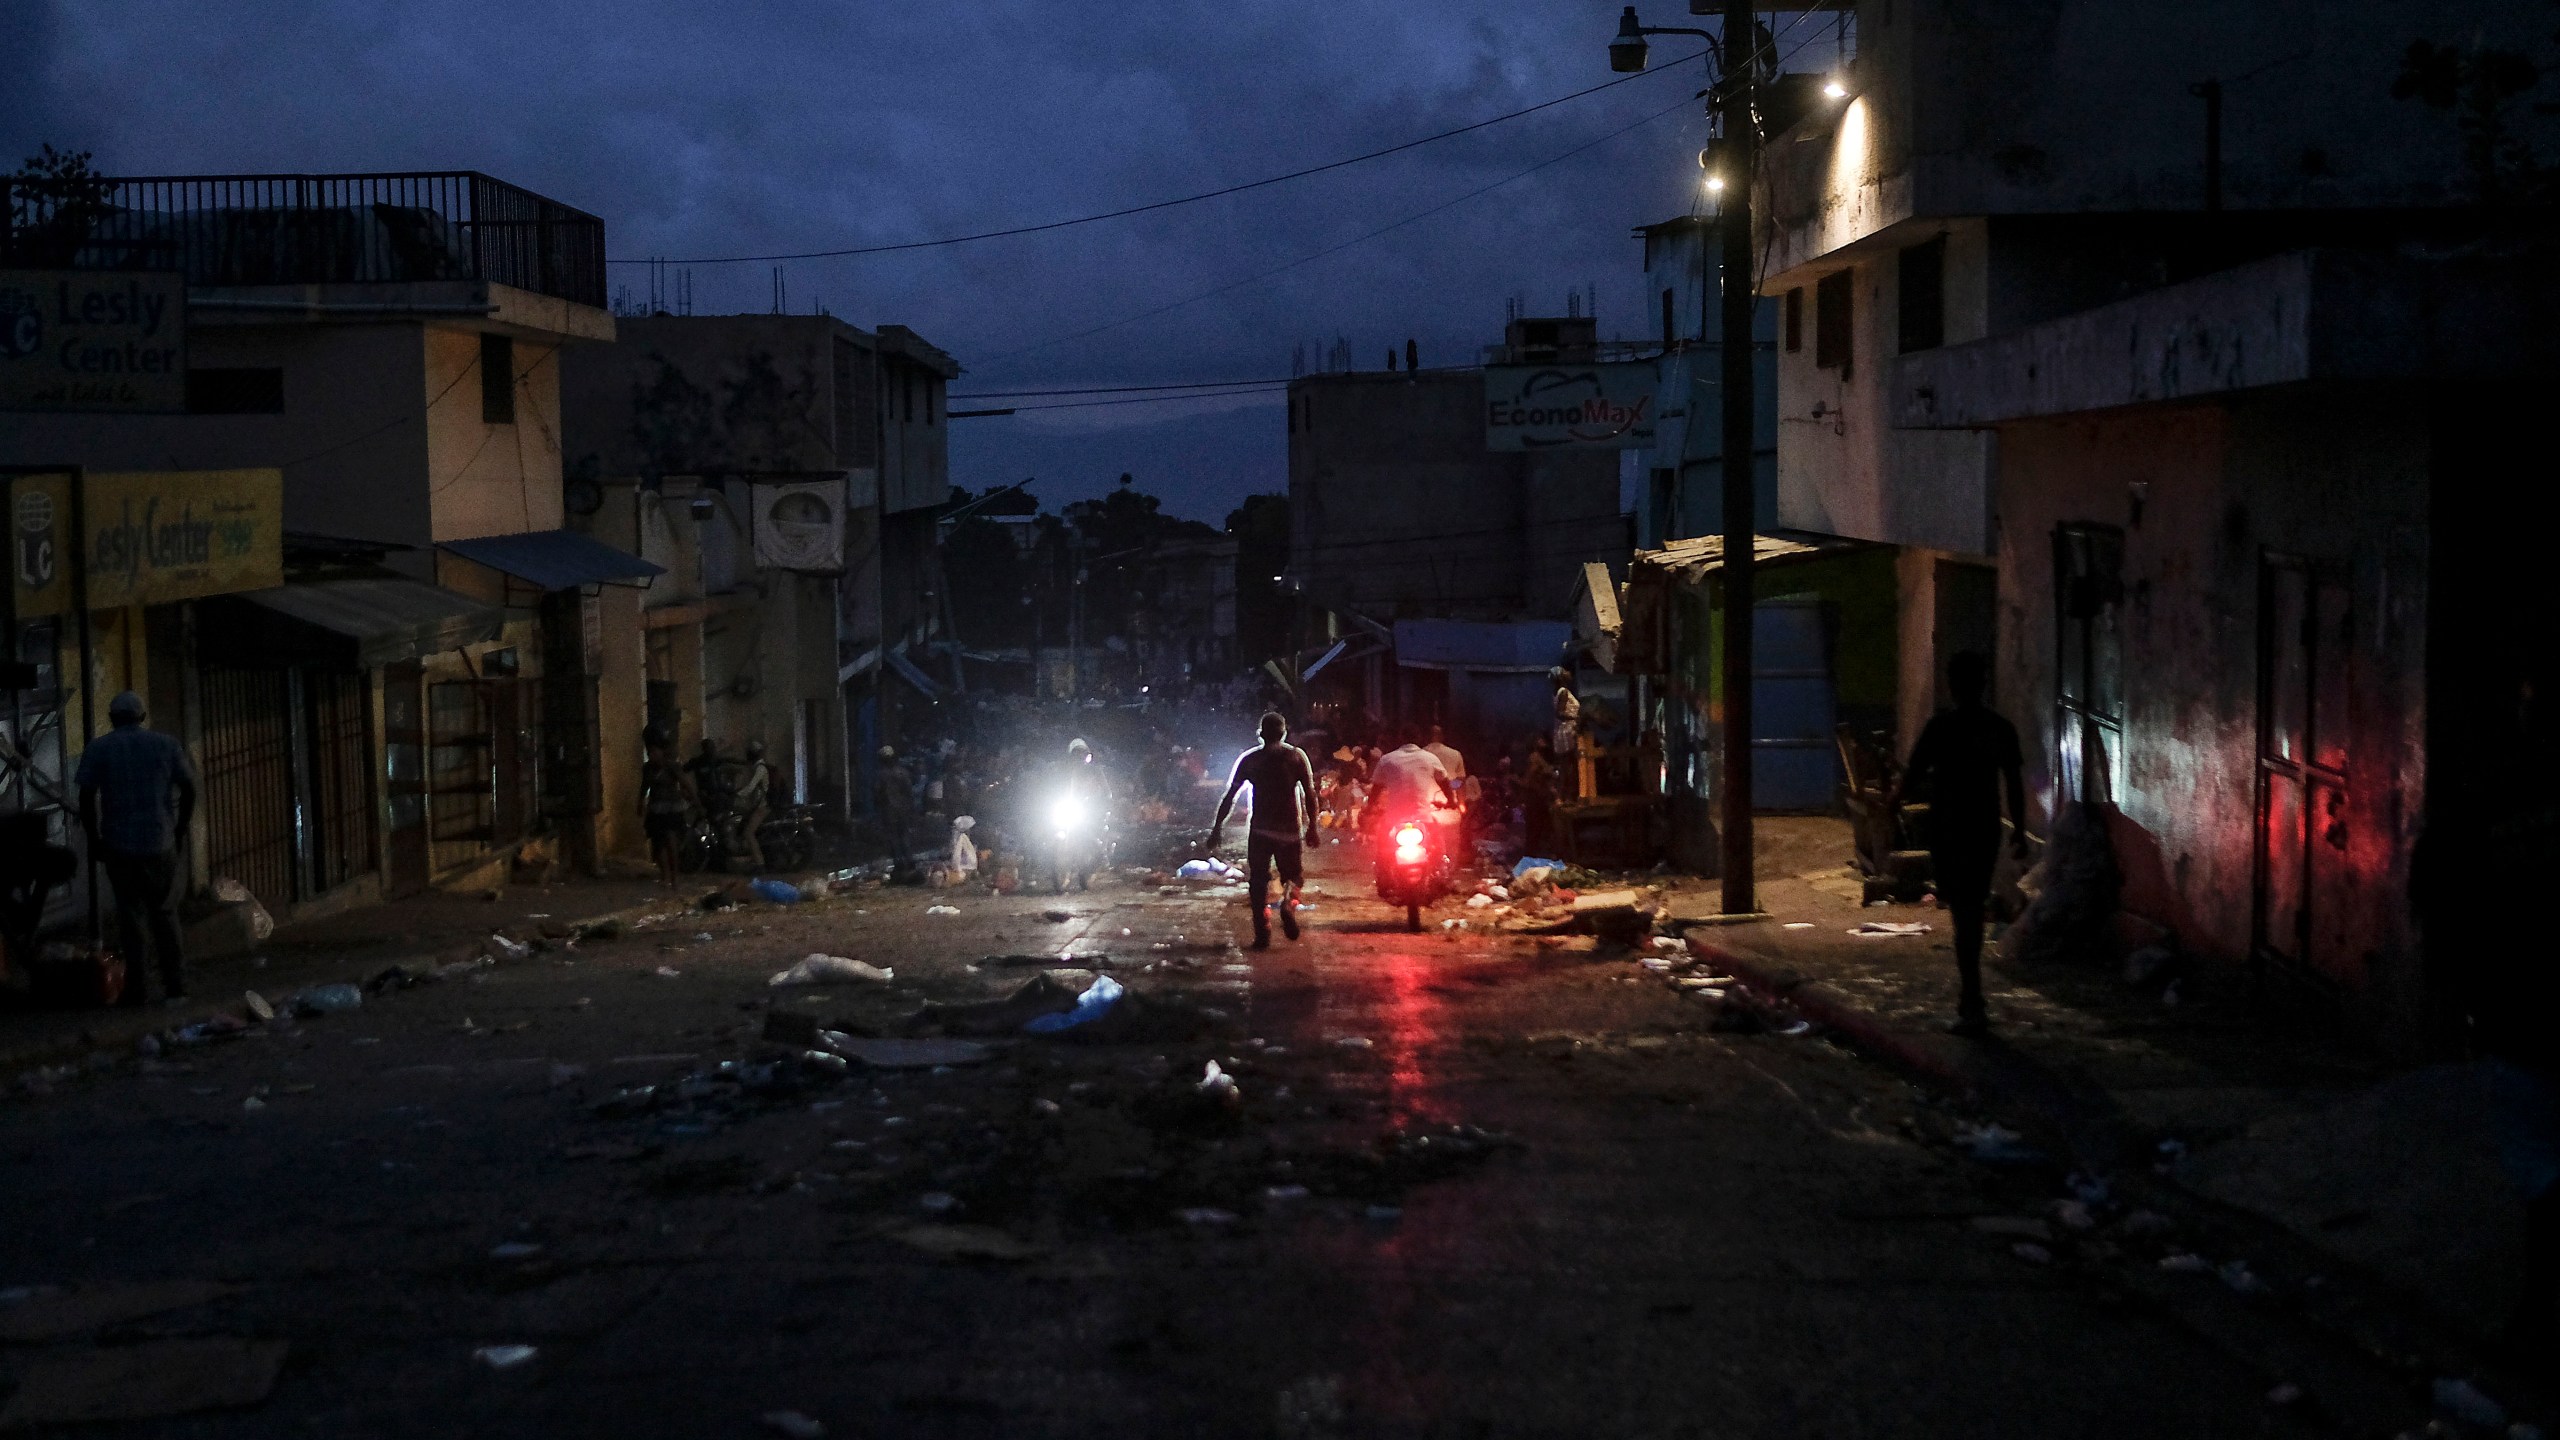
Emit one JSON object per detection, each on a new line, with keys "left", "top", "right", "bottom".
{"left": 1611, "top": 1, "right": 1764, "bottom": 918}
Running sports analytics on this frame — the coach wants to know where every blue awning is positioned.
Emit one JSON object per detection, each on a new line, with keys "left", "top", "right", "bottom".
{"left": 438, "top": 529, "right": 663, "bottom": 590}
{"left": 1392, "top": 619, "right": 1572, "bottom": 674}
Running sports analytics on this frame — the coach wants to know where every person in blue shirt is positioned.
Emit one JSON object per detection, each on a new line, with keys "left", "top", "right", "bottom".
{"left": 75, "top": 691, "right": 197, "bottom": 1006}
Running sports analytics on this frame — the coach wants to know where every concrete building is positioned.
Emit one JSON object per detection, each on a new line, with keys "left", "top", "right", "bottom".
{"left": 1633, "top": 215, "right": 1775, "bottom": 547}
{"left": 1285, "top": 317, "right": 1625, "bottom": 744}
{"left": 560, "top": 313, "right": 960, "bottom": 845}
{"left": 1756, "top": 0, "right": 2560, "bottom": 1046}
{"left": 3, "top": 170, "right": 645, "bottom": 917}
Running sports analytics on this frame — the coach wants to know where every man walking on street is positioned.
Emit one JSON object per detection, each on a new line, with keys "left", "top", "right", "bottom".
{"left": 75, "top": 691, "right": 197, "bottom": 1006}
{"left": 1897, "top": 653, "right": 2028, "bottom": 1036}
{"left": 1210, "top": 711, "right": 1319, "bottom": 950}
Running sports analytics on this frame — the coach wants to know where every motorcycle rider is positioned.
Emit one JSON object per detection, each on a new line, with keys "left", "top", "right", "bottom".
{"left": 1050, "top": 738, "right": 1112, "bottom": 890}
{"left": 1210, "top": 711, "right": 1320, "bottom": 950}
{"left": 1366, "top": 732, "right": 1459, "bottom": 838}
{"left": 733, "top": 739, "right": 775, "bottom": 871}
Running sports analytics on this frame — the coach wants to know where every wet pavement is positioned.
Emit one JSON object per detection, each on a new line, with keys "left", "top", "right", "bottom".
{"left": 0, "top": 836, "right": 2403, "bottom": 1437}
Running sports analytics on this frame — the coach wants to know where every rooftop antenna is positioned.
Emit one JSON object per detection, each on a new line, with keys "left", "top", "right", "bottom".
{"left": 772, "top": 266, "right": 786, "bottom": 315}
{"left": 678, "top": 268, "right": 694, "bottom": 316}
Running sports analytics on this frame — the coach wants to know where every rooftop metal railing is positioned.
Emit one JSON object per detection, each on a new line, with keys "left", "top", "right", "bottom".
{"left": 2, "top": 171, "right": 606, "bottom": 309}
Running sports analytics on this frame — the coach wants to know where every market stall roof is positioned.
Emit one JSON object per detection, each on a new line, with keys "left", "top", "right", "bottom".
{"left": 219, "top": 572, "right": 506, "bottom": 668}
{"left": 1615, "top": 532, "right": 1872, "bottom": 675}
{"left": 437, "top": 529, "right": 663, "bottom": 590}
{"left": 1392, "top": 618, "right": 1572, "bottom": 674}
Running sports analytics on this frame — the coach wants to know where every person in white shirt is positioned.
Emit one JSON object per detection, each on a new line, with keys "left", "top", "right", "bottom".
{"left": 1364, "top": 735, "right": 1457, "bottom": 835}
{"left": 1423, "top": 725, "right": 1466, "bottom": 784}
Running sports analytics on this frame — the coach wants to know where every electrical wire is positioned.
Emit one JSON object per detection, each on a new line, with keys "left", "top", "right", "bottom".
{"left": 972, "top": 91, "right": 1703, "bottom": 371}
{"left": 610, "top": 56, "right": 1709, "bottom": 267}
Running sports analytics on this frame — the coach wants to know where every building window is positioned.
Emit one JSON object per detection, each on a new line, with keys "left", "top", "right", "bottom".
{"left": 1814, "top": 269, "right": 1853, "bottom": 377}
{"left": 480, "top": 333, "right": 515, "bottom": 425}
{"left": 186, "top": 367, "right": 283, "bottom": 414}
{"left": 1660, "top": 288, "right": 1677, "bottom": 351}
{"left": 1784, "top": 288, "right": 1804, "bottom": 353}
{"left": 1898, "top": 235, "right": 1947, "bottom": 355}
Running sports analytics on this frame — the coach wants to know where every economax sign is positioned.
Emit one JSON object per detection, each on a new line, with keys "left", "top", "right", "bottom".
{"left": 0, "top": 270, "right": 187, "bottom": 413}
{"left": 1483, "top": 362, "right": 1657, "bottom": 451}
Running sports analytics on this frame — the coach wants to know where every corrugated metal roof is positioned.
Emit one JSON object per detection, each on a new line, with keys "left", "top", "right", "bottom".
{"left": 234, "top": 574, "right": 505, "bottom": 667}
{"left": 438, "top": 529, "right": 663, "bottom": 590}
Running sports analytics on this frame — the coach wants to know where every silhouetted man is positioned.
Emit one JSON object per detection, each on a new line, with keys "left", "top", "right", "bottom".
{"left": 76, "top": 691, "right": 196, "bottom": 1006}
{"left": 1210, "top": 712, "right": 1318, "bottom": 950}
{"left": 1898, "top": 653, "right": 2027, "bottom": 1036}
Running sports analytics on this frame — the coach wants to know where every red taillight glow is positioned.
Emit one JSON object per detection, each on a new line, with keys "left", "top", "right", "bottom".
{"left": 1392, "top": 825, "right": 1426, "bottom": 865}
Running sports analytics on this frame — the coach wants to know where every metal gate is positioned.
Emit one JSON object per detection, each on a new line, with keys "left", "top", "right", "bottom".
{"left": 303, "top": 668, "right": 375, "bottom": 894}
{"left": 1752, "top": 598, "right": 1840, "bottom": 810}
{"left": 200, "top": 667, "right": 297, "bottom": 911}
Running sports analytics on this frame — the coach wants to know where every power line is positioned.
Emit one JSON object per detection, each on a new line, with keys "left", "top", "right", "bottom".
{"left": 609, "top": 55, "right": 1708, "bottom": 267}
{"left": 972, "top": 91, "right": 1703, "bottom": 371}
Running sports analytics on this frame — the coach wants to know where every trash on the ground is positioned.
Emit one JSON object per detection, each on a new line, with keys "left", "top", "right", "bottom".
{"left": 2216, "top": 1259, "right": 2267, "bottom": 1295}
{"left": 1849, "top": 921, "right": 1932, "bottom": 937}
{"left": 1465, "top": 893, "right": 1493, "bottom": 909}
{"left": 295, "top": 983, "right": 363, "bottom": 1015}
{"left": 0, "top": 1281, "right": 244, "bottom": 1343}
{"left": 762, "top": 1410, "right": 827, "bottom": 1439}
{"left": 489, "top": 1242, "right": 542, "bottom": 1260}
{"left": 909, "top": 973, "right": 1081, "bottom": 1035}
{"left": 241, "top": 1096, "right": 266, "bottom": 1112}
{"left": 1197, "top": 1060, "right": 1240, "bottom": 1110}
{"left": 750, "top": 878, "right": 802, "bottom": 905}
{"left": 1952, "top": 1122, "right": 2042, "bottom": 1164}
{"left": 926, "top": 905, "right": 961, "bottom": 916}
{"left": 1175, "top": 859, "right": 1223, "bottom": 879}
{"left": 1023, "top": 974, "right": 1124, "bottom": 1034}
{"left": 654, "top": 966, "right": 683, "bottom": 978}
{"left": 2011, "top": 1242, "right": 2053, "bottom": 1264}
{"left": 1266, "top": 1184, "right": 1311, "bottom": 1202}
{"left": 0, "top": 1336, "right": 288, "bottom": 1427}
{"left": 485, "top": 933, "right": 535, "bottom": 962}
{"left": 2157, "top": 1252, "right": 2210, "bottom": 1274}
{"left": 2265, "top": 1383, "right": 2304, "bottom": 1407}
{"left": 918, "top": 1191, "right": 961, "bottom": 1215}
{"left": 1512, "top": 856, "right": 1566, "bottom": 878}
{"left": 2433, "top": 1378, "right": 2507, "bottom": 1429}
{"left": 474, "top": 1344, "right": 538, "bottom": 1370}
{"left": 242, "top": 991, "right": 274, "bottom": 1022}
{"left": 1176, "top": 1207, "right": 1238, "bottom": 1226}
{"left": 1333, "top": 1036, "right": 1373, "bottom": 1050}
{"left": 1783, "top": 921, "right": 1817, "bottom": 930}
{"left": 2051, "top": 1199, "right": 2096, "bottom": 1231}
{"left": 883, "top": 1223, "right": 1047, "bottom": 1261}
{"left": 165, "top": 1014, "right": 250, "bottom": 1048}
{"left": 822, "top": 1036, "right": 992, "bottom": 1069}
{"left": 769, "top": 954, "right": 894, "bottom": 987}
{"left": 1772, "top": 1019, "right": 1813, "bottom": 1037}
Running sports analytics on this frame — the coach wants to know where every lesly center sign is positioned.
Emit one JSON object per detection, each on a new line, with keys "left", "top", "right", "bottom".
{"left": 0, "top": 271, "right": 188, "bottom": 413}
{"left": 1484, "top": 362, "right": 1657, "bottom": 451}
{"left": 9, "top": 469, "right": 284, "bottom": 618}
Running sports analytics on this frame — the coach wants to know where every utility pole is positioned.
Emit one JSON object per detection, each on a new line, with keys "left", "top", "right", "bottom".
{"left": 1714, "top": 0, "right": 1759, "bottom": 916}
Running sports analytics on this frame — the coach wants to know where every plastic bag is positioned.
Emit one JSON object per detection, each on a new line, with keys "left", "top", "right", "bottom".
{"left": 1023, "top": 974, "right": 1124, "bottom": 1033}
{"left": 749, "top": 878, "right": 801, "bottom": 904}
{"left": 295, "top": 983, "right": 363, "bottom": 1014}
{"left": 769, "top": 954, "right": 894, "bottom": 986}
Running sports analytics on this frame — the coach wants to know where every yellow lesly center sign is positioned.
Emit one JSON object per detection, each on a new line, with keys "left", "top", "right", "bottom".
{"left": 7, "top": 470, "right": 283, "bottom": 616}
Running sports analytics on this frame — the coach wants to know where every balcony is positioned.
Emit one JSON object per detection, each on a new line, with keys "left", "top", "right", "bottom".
{"left": 2, "top": 171, "right": 606, "bottom": 310}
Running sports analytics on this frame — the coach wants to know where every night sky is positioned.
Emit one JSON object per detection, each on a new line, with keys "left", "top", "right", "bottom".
{"left": 2, "top": 3, "right": 1846, "bottom": 521}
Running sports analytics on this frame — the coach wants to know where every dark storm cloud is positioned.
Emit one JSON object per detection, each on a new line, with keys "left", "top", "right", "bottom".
{"left": 10, "top": 1, "right": 1803, "bottom": 516}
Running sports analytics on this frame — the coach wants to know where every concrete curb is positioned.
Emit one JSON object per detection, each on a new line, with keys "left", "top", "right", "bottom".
{"left": 1684, "top": 931, "right": 1984, "bottom": 1099}
{"left": 1, "top": 898, "right": 667, "bottom": 1079}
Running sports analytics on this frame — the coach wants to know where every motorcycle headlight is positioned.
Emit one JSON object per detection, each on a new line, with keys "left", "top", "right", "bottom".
{"left": 1049, "top": 797, "right": 1084, "bottom": 833}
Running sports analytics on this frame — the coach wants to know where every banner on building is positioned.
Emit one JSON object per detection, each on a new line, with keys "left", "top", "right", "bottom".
{"left": 7, "top": 471, "right": 76, "bottom": 620}
{"left": 1483, "top": 362, "right": 1657, "bottom": 451}
{"left": 752, "top": 479, "right": 845, "bottom": 573}
{"left": 77, "top": 470, "right": 282, "bottom": 613}
{"left": 0, "top": 270, "right": 188, "bottom": 413}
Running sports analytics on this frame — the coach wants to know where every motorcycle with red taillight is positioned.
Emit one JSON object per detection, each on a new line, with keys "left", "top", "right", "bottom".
{"left": 1373, "top": 809, "right": 1453, "bottom": 931}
